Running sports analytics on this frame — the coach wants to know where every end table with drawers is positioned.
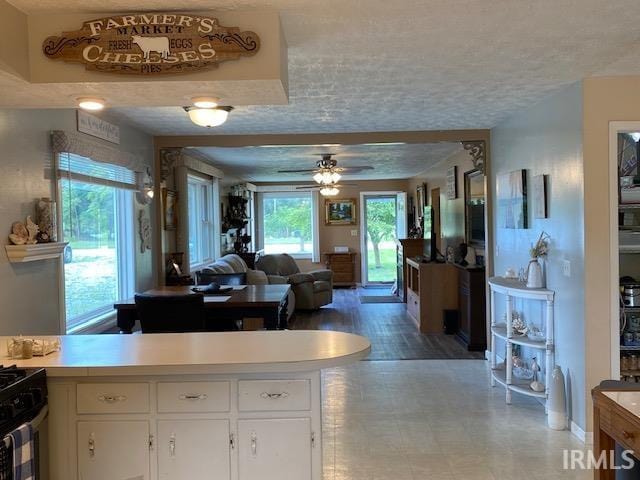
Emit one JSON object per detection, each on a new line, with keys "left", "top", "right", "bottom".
{"left": 324, "top": 252, "right": 356, "bottom": 287}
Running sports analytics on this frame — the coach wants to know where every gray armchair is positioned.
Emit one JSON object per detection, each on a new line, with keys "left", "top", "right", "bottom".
{"left": 256, "top": 253, "right": 333, "bottom": 310}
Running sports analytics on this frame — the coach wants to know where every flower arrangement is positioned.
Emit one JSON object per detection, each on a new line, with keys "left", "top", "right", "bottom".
{"left": 529, "top": 231, "right": 550, "bottom": 259}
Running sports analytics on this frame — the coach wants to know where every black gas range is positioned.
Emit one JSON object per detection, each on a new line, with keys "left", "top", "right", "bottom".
{"left": 0, "top": 366, "right": 47, "bottom": 437}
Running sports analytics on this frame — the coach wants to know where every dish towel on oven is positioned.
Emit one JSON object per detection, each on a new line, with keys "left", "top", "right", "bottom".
{"left": 6, "top": 423, "right": 35, "bottom": 480}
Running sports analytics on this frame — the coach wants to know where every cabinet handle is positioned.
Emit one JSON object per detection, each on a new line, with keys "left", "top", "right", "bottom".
{"left": 169, "top": 434, "right": 176, "bottom": 457}
{"left": 97, "top": 394, "right": 127, "bottom": 404}
{"left": 260, "top": 392, "right": 289, "bottom": 399}
{"left": 88, "top": 434, "right": 95, "bottom": 457}
{"left": 179, "top": 393, "right": 208, "bottom": 401}
{"left": 250, "top": 432, "right": 257, "bottom": 456}
{"left": 623, "top": 430, "right": 635, "bottom": 440}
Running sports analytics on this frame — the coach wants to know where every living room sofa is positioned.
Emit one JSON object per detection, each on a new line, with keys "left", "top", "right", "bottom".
{"left": 255, "top": 253, "right": 333, "bottom": 310}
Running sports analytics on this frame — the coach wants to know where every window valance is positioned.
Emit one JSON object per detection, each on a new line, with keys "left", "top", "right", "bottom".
{"left": 51, "top": 130, "right": 146, "bottom": 173}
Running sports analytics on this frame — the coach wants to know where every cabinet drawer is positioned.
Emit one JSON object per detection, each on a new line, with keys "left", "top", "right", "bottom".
{"left": 238, "top": 380, "right": 310, "bottom": 411}
{"left": 157, "top": 382, "right": 230, "bottom": 413}
{"left": 609, "top": 406, "right": 640, "bottom": 453}
{"left": 331, "top": 263, "right": 353, "bottom": 273}
{"left": 333, "top": 273, "right": 353, "bottom": 283}
{"left": 77, "top": 383, "right": 150, "bottom": 414}
{"left": 329, "top": 255, "right": 353, "bottom": 264}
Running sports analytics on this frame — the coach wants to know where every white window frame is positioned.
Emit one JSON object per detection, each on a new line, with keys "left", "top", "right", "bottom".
{"left": 56, "top": 157, "right": 135, "bottom": 334}
{"left": 188, "top": 173, "right": 216, "bottom": 270}
{"left": 257, "top": 188, "right": 320, "bottom": 261}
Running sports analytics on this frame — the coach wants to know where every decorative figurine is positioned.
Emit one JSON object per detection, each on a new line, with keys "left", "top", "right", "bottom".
{"left": 8, "top": 221, "right": 29, "bottom": 245}
{"left": 25, "top": 217, "right": 39, "bottom": 244}
{"left": 530, "top": 357, "right": 545, "bottom": 392}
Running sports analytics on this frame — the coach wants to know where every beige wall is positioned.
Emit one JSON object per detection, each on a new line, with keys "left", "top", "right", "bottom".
{"left": 583, "top": 76, "right": 640, "bottom": 431}
{"left": 407, "top": 150, "right": 477, "bottom": 255}
{"left": 0, "top": 108, "right": 154, "bottom": 334}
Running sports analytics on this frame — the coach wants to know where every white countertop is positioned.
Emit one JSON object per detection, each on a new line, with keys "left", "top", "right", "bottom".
{"left": 1, "top": 331, "right": 371, "bottom": 377}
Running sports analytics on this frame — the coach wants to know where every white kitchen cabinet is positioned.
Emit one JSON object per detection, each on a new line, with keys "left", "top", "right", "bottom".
{"left": 77, "top": 421, "right": 150, "bottom": 480}
{"left": 238, "top": 418, "right": 312, "bottom": 480}
{"left": 157, "top": 420, "right": 231, "bottom": 480}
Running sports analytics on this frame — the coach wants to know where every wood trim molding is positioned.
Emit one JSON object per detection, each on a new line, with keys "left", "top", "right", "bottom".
{"left": 462, "top": 140, "right": 486, "bottom": 174}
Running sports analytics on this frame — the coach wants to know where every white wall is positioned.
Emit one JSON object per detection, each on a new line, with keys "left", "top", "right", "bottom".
{"left": 0, "top": 108, "right": 154, "bottom": 335}
{"left": 490, "top": 83, "right": 586, "bottom": 429}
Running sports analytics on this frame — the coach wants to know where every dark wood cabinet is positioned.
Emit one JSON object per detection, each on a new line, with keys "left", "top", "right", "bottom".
{"left": 396, "top": 239, "right": 425, "bottom": 302}
{"left": 324, "top": 252, "right": 356, "bottom": 287}
{"left": 456, "top": 266, "right": 486, "bottom": 351}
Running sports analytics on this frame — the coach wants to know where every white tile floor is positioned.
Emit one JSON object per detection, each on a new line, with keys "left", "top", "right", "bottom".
{"left": 322, "top": 360, "right": 590, "bottom": 480}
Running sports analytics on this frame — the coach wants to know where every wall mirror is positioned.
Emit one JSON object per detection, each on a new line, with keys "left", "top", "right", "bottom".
{"left": 464, "top": 169, "right": 485, "bottom": 248}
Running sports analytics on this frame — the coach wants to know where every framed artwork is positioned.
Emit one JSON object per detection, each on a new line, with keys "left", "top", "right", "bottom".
{"left": 163, "top": 188, "right": 178, "bottom": 230}
{"left": 532, "top": 174, "right": 548, "bottom": 219}
{"left": 416, "top": 183, "right": 427, "bottom": 213}
{"left": 446, "top": 166, "right": 458, "bottom": 200}
{"left": 497, "top": 170, "right": 528, "bottom": 229}
{"left": 325, "top": 198, "right": 357, "bottom": 225}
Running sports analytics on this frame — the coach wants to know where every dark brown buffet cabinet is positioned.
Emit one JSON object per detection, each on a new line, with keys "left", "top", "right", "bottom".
{"left": 455, "top": 265, "right": 486, "bottom": 351}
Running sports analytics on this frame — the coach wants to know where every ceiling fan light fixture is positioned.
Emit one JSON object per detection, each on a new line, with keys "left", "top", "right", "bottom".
{"left": 320, "top": 186, "right": 340, "bottom": 197}
{"left": 185, "top": 106, "right": 233, "bottom": 128}
{"left": 314, "top": 171, "right": 341, "bottom": 185}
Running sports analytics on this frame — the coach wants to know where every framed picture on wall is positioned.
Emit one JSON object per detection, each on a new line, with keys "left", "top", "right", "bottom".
{"left": 532, "top": 174, "right": 548, "bottom": 219}
{"left": 497, "top": 170, "right": 528, "bottom": 229}
{"left": 446, "top": 166, "right": 457, "bottom": 200}
{"left": 163, "top": 188, "right": 178, "bottom": 230}
{"left": 325, "top": 198, "right": 357, "bottom": 225}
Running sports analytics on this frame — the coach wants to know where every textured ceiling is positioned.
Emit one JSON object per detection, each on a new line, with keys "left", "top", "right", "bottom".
{"left": 192, "top": 142, "right": 463, "bottom": 182}
{"left": 6, "top": 0, "right": 640, "bottom": 135}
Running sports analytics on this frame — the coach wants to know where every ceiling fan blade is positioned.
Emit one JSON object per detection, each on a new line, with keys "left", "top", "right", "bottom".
{"left": 295, "top": 186, "right": 320, "bottom": 189}
{"left": 336, "top": 166, "right": 375, "bottom": 172}
{"left": 277, "top": 168, "right": 318, "bottom": 173}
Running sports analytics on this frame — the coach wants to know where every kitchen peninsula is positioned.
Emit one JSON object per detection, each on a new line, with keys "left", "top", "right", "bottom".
{"left": 6, "top": 331, "right": 371, "bottom": 480}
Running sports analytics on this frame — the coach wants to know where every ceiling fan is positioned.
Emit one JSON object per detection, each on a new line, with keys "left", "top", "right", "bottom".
{"left": 277, "top": 154, "right": 374, "bottom": 176}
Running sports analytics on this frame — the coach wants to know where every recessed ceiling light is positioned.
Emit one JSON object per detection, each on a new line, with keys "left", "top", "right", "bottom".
{"left": 184, "top": 106, "right": 233, "bottom": 128}
{"left": 192, "top": 96, "right": 220, "bottom": 109}
{"left": 77, "top": 97, "right": 105, "bottom": 111}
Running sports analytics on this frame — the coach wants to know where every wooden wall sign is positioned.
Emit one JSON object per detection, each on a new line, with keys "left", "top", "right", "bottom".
{"left": 42, "top": 13, "right": 260, "bottom": 75}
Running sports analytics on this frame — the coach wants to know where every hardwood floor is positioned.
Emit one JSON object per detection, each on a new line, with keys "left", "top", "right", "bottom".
{"left": 291, "top": 288, "right": 485, "bottom": 361}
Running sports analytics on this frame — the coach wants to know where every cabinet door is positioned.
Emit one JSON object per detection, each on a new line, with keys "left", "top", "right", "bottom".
{"left": 238, "top": 418, "right": 312, "bottom": 480}
{"left": 77, "top": 421, "right": 149, "bottom": 480}
{"left": 157, "top": 420, "right": 230, "bottom": 480}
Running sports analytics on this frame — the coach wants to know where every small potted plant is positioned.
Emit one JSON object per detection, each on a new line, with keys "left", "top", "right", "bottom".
{"left": 527, "top": 231, "right": 550, "bottom": 288}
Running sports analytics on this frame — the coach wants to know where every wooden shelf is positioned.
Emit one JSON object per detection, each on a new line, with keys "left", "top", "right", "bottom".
{"left": 620, "top": 204, "right": 640, "bottom": 210}
{"left": 5, "top": 242, "right": 68, "bottom": 263}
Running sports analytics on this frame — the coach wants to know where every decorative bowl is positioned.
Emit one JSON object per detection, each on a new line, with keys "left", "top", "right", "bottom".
{"left": 513, "top": 367, "right": 534, "bottom": 380}
{"left": 527, "top": 331, "right": 545, "bottom": 342}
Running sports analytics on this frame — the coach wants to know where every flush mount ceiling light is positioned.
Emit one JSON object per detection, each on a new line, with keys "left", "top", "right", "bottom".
{"left": 191, "top": 96, "right": 220, "bottom": 109}
{"left": 184, "top": 106, "right": 233, "bottom": 128}
{"left": 77, "top": 97, "right": 105, "bottom": 111}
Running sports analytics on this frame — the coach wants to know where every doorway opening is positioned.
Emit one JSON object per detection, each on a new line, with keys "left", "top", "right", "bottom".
{"left": 360, "top": 192, "right": 407, "bottom": 286}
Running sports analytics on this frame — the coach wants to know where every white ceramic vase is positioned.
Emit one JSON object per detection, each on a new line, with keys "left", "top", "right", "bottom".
{"left": 548, "top": 365, "right": 567, "bottom": 430}
{"left": 526, "top": 258, "right": 544, "bottom": 288}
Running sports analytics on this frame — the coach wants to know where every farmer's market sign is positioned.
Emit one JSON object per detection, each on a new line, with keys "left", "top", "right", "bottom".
{"left": 42, "top": 13, "right": 260, "bottom": 75}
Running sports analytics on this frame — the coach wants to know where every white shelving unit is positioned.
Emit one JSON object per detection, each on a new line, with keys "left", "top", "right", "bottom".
{"left": 489, "top": 277, "right": 555, "bottom": 409}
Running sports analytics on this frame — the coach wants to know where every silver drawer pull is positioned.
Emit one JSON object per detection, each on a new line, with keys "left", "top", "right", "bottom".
{"left": 260, "top": 392, "right": 289, "bottom": 399}
{"left": 88, "top": 434, "right": 95, "bottom": 457}
{"left": 97, "top": 394, "right": 127, "bottom": 403}
{"left": 179, "top": 393, "right": 208, "bottom": 401}
{"left": 169, "top": 434, "right": 176, "bottom": 457}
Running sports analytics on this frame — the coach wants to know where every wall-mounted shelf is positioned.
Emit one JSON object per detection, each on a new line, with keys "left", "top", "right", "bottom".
{"left": 5, "top": 242, "right": 68, "bottom": 263}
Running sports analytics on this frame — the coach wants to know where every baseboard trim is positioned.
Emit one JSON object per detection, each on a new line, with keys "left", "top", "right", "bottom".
{"left": 570, "top": 421, "right": 593, "bottom": 445}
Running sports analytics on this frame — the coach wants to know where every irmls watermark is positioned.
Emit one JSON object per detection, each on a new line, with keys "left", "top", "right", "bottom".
{"left": 563, "top": 449, "right": 636, "bottom": 470}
